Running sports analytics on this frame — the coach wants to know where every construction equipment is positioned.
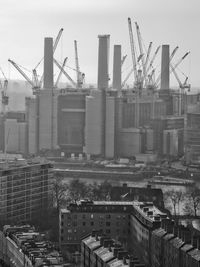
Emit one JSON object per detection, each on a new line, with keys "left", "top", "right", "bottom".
{"left": 144, "top": 42, "right": 153, "bottom": 75}
{"left": 170, "top": 65, "right": 191, "bottom": 115}
{"left": 0, "top": 68, "right": 9, "bottom": 114}
{"left": 146, "top": 45, "right": 161, "bottom": 74}
{"left": 128, "top": 17, "right": 138, "bottom": 83}
{"left": 8, "top": 59, "right": 40, "bottom": 95}
{"left": 74, "top": 40, "right": 85, "bottom": 89}
{"left": 54, "top": 58, "right": 77, "bottom": 87}
{"left": 121, "top": 55, "right": 127, "bottom": 67}
{"left": 35, "top": 28, "right": 64, "bottom": 88}
{"left": 135, "top": 22, "right": 146, "bottom": 83}
{"left": 55, "top": 57, "right": 68, "bottom": 88}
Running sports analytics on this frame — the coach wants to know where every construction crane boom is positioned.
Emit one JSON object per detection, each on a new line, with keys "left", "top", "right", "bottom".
{"left": 122, "top": 68, "right": 134, "bottom": 88}
{"left": 135, "top": 22, "right": 146, "bottom": 81}
{"left": 146, "top": 45, "right": 161, "bottom": 74}
{"left": 54, "top": 58, "right": 77, "bottom": 87}
{"left": 74, "top": 40, "right": 83, "bottom": 89}
{"left": 53, "top": 28, "right": 64, "bottom": 53}
{"left": 55, "top": 57, "right": 68, "bottom": 87}
{"left": 121, "top": 55, "right": 127, "bottom": 67}
{"left": 144, "top": 42, "right": 153, "bottom": 72}
{"left": 128, "top": 17, "right": 138, "bottom": 82}
{"left": 8, "top": 59, "right": 34, "bottom": 87}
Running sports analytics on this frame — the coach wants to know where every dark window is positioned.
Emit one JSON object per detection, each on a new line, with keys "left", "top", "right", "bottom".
{"left": 91, "top": 222, "right": 94, "bottom": 226}
{"left": 106, "top": 229, "right": 110, "bottom": 234}
{"left": 106, "top": 222, "right": 110, "bottom": 226}
{"left": 82, "top": 222, "right": 86, "bottom": 226}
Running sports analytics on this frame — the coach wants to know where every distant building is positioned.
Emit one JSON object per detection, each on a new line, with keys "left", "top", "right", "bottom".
{"left": 110, "top": 183, "right": 164, "bottom": 208}
{"left": 185, "top": 111, "right": 200, "bottom": 164}
{"left": 0, "top": 158, "right": 53, "bottom": 225}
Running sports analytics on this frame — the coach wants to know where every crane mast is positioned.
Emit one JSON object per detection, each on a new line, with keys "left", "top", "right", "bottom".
{"left": 128, "top": 17, "right": 138, "bottom": 83}
{"left": 135, "top": 22, "right": 146, "bottom": 83}
{"left": 74, "top": 40, "right": 83, "bottom": 89}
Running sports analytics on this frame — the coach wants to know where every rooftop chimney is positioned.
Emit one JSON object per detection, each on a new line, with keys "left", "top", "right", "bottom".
{"left": 113, "top": 45, "right": 121, "bottom": 95}
{"left": 97, "top": 35, "right": 110, "bottom": 89}
{"left": 43, "top": 37, "right": 54, "bottom": 89}
{"left": 160, "top": 45, "right": 170, "bottom": 90}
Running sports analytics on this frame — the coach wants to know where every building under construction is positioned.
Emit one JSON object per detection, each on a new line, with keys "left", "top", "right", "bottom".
{"left": 4, "top": 18, "right": 200, "bottom": 162}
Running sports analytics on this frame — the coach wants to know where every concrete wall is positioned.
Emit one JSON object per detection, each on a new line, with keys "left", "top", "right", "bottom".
{"left": 85, "top": 90, "right": 103, "bottom": 156}
{"left": 119, "top": 128, "right": 141, "bottom": 157}
{"left": 25, "top": 97, "right": 36, "bottom": 154}
{"left": 4, "top": 119, "right": 27, "bottom": 154}
{"left": 57, "top": 93, "right": 86, "bottom": 154}
{"left": 39, "top": 89, "right": 53, "bottom": 150}
{"left": 163, "top": 129, "right": 179, "bottom": 156}
{"left": 105, "top": 97, "right": 115, "bottom": 158}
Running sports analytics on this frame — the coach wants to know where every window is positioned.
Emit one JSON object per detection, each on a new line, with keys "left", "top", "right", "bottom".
{"left": 99, "top": 221, "right": 103, "bottom": 226}
{"left": 82, "top": 222, "right": 86, "bottom": 226}
{"left": 106, "top": 229, "right": 110, "bottom": 234}
{"left": 106, "top": 214, "right": 111, "bottom": 219}
{"left": 106, "top": 222, "right": 110, "bottom": 226}
{"left": 68, "top": 229, "right": 72, "bottom": 233}
{"left": 73, "top": 221, "right": 77, "bottom": 226}
{"left": 91, "top": 222, "right": 94, "bottom": 226}
{"left": 82, "top": 214, "right": 86, "bottom": 219}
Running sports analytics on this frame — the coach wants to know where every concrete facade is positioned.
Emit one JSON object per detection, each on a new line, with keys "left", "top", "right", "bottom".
{"left": 119, "top": 128, "right": 141, "bottom": 157}
{"left": 4, "top": 119, "right": 27, "bottom": 154}
{"left": 85, "top": 90, "right": 103, "bottom": 156}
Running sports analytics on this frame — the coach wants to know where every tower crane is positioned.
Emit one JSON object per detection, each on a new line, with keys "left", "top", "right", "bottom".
{"left": 135, "top": 22, "right": 146, "bottom": 83}
{"left": 146, "top": 45, "right": 161, "bottom": 74}
{"left": 0, "top": 68, "right": 9, "bottom": 114}
{"left": 170, "top": 65, "right": 191, "bottom": 115}
{"left": 54, "top": 58, "right": 77, "bottom": 88}
{"left": 144, "top": 42, "right": 153, "bottom": 75}
{"left": 121, "top": 55, "right": 127, "bottom": 67}
{"left": 55, "top": 57, "right": 68, "bottom": 88}
{"left": 8, "top": 59, "right": 39, "bottom": 94}
{"left": 128, "top": 17, "right": 138, "bottom": 83}
{"left": 74, "top": 40, "right": 85, "bottom": 89}
{"left": 35, "top": 28, "right": 64, "bottom": 88}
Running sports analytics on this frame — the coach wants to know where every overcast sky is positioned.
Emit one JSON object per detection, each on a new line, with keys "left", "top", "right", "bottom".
{"left": 0, "top": 0, "right": 199, "bottom": 89}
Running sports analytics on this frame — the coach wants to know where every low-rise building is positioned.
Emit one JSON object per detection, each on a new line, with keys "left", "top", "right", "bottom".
{"left": 59, "top": 200, "right": 167, "bottom": 265}
{"left": 81, "top": 232, "right": 145, "bottom": 267}
{"left": 0, "top": 225, "right": 64, "bottom": 267}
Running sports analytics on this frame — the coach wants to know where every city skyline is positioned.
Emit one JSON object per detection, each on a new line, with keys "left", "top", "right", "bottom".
{"left": 0, "top": 0, "right": 199, "bottom": 89}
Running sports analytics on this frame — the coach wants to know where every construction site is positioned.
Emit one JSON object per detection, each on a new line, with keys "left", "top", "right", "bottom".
{"left": 0, "top": 17, "right": 200, "bottom": 165}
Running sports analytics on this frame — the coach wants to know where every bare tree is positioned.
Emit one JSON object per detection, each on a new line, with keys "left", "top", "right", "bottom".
{"left": 164, "top": 190, "right": 183, "bottom": 216}
{"left": 184, "top": 186, "right": 200, "bottom": 217}
{"left": 52, "top": 176, "right": 68, "bottom": 212}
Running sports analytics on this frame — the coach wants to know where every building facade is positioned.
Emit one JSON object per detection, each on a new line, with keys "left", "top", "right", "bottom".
{"left": 0, "top": 158, "right": 53, "bottom": 225}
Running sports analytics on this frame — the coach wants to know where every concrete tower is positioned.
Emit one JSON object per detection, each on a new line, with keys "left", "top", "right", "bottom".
{"left": 112, "top": 45, "right": 122, "bottom": 95}
{"left": 39, "top": 37, "right": 55, "bottom": 151}
{"left": 160, "top": 45, "right": 170, "bottom": 90}
{"left": 97, "top": 35, "right": 110, "bottom": 89}
{"left": 43, "top": 37, "right": 54, "bottom": 89}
